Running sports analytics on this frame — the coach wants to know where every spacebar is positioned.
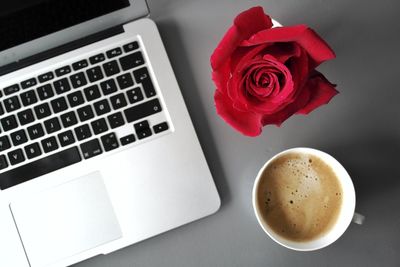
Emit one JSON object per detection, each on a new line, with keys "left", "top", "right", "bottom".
{"left": 0, "top": 147, "right": 81, "bottom": 190}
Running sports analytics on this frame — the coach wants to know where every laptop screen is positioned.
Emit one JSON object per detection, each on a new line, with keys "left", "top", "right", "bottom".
{"left": 0, "top": 0, "right": 130, "bottom": 52}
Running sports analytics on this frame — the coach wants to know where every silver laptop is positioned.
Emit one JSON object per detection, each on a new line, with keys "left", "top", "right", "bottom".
{"left": 0, "top": 1, "right": 220, "bottom": 266}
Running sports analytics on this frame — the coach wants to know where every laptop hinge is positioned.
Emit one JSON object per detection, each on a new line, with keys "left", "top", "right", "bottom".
{"left": 0, "top": 24, "right": 125, "bottom": 76}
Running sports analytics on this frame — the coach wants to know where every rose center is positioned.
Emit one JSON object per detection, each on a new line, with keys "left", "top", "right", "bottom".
{"left": 248, "top": 68, "right": 283, "bottom": 99}
{"left": 259, "top": 73, "right": 270, "bottom": 87}
{"left": 238, "top": 55, "right": 294, "bottom": 104}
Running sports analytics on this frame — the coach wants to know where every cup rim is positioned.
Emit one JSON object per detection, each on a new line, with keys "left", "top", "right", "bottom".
{"left": 252, "top": 147, "right": 356, "bottom": 251}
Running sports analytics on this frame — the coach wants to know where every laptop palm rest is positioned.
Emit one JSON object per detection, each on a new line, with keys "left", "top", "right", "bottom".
{"left": 9, "top": 172, "right": 122, "bottom": 267}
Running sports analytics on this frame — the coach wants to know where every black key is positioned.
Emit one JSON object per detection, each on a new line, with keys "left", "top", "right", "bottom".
{"left": 134, "top": 120, "right": 150, "bottom": 133}
{"left": 34, "top": 103, "right": 51, "bottom": 119}
{"left": 106, "top": 47, "right": 123, "bottom": 58}
{"left": 0, "top": 155, "right": 8, "bottom": 170}
{"left": 67, "top": 91, "right": 84, "bottom": 107}
{"left": 89, "top": 53, "right": 106, "bottom": 64}
{"left": 0, "top": 147, "right": 81, "bottom": 190}
{"left": 60, "top": 111, "right": 78, "bottom": 128}
{"left": 38, "top": 72, "right": 54, "bottom": 83}
{"left": 72, "top": 59, "right": 89, "bottom": 71}
{"left": 50, "top": 97, "right": 68, "bottom": 113}
{"left": 0, "top": 136, "right": 11, "bottom": 152}
{"left": 100, "top": 79, "right": 118, "bottom": 95}
{"left": 53, "top": 78, "right": 71, "bottom": 94}
{"left": 123, "top": 41, "right": 139, "bottom": 53}
{"left": 4, "top": 96, "right": 21, "bottom": 112}
{"left": 124, "top": 98, "right": 162, "bottom": 123}
{"left": 44, "top": 117, "right": 61, "bottom": 134}
{"left": 133, "top": 67, "right": 156, "bottom": 98}
{"left": 10, "top": 129, "right": 28, "bottom": 146}
{"left": 110, "top": 93, "right": 127, "bottom": 110}
{"left": 20, "top": 90, "right": 38, "bottom": 106}
{"left": 1, "top": 115, "right": 18, "bottom": 131}
{"left": 8, "top": 149, "right": 23, "bottom": 166}
{"left": 86, "top": 66, "right": 104, "bottom": 83}
{"left": 21, "top": 78, "right": 37, "bottom": 89}
{"left": 74, "top": 124, "right": 92, "bottom": 141}
{"left": 80, "top": 139, "right": 102, "bottom": 159}
{"left": 24, "top": 143, "right": 42, "bottom": 159}
{"left": 17, "top": 109, "right": 35, "bottom": 125}
{"left": 37, "top": 84, "right": 54, "bottom": 100}
{"left": 73, "top": 126, "right": 91, "bottom": 144}
{"left": 103, "top": 60, "right": 120, "bottom": 77}
{"left": 77, "top": 105, "right": 94, "bottom": 122}
{"left": 27, "top": 123, "right": 45, "bottom": 140}
{"left": 153, "top": 122, "right": 169, "bottom": 133}
{"left": 55, "top": 65, "right": 71, "bottom": 77}
{"left": 8, "top": 148, "right": 25, "bottom": 165}
{"left": 91, "top": 118, "right": 108, "bottom": 135}
{"left": 4, "top": 84, "right": 20, "bottom": 95}
{"left": 93, "top": 99, "right": 111, "bottom": 116}
{"left": 84, "top": 85, "right": 101, "bottom": 101}
{"left": 126, "top": 87, "right": 144, "bottom": 104}
{"left": 107, "top": 112, "right": 125, "bottom": 129}
{"left": 136, "top": 128, "right": 152, "bottom": 140}
{"left": 116, "top": 73, "right": 134, "bottom": 89}
{"left": 70, "top": 72, "right": 87, "bottom": 88}
{"left": 41, "top": 136, "right": 59, "bottom": 153}
{"left": 0, "top": 103, "right": 4, "bottom": 116}
{"left": 120, "top": 134, "right": 135, "bottom": 146}
{"left": 119, "top": 51, "right": 145, "bottom": 71}
{"left": 101, "top": 133, "right": 119, "bottom": 152}
{"left": 58, "top": 130, "right": 75, "bottom": 147}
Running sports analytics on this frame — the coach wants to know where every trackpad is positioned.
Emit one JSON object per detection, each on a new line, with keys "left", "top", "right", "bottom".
{"left": 10, "top": 172, "right": 122, "bottom": 267}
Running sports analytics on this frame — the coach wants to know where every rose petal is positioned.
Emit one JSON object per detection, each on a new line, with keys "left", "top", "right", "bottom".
{"left": 212, "top": 60, "right": 231, "bottom": 95}
{"left": 263, "top": 42, "right": 302, "bottom": 63}
{"left": 269, "top": 73, "right": 281, "bottom": 97}
{"left": 241, "top": 25, "right": 335, "bottom": 67}
{"left": 229, "top": 46, "right": 253, "bottom": 73}
{"left": 261, "top": 86, "right": 311, "bottom": 126}
{"left": 215, "top": 90, "right": 263, "bottom": 136}
{"left": 211, "top": 27, "right": 242, "bottom": 71}
{"left": 230, "top": 44, "right": 269, "bottom": 75}
{"left": 287, "top": 46, "right": 310, "bottom": 90}
{"left": 296, "top": 72, "right": 338, "bottom": 114}
{"left": 233, "top": 6, "right": 273, "bottom": 40}
{"left": 260, "top": 55, "right": 295, "bottom": 103}
{"left": 211, "top": 6, "right": 272, "bottom": 70}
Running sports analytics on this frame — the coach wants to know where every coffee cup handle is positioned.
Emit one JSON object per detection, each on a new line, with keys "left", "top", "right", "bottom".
{"left": 352, "top": 212, "right": 365, "bottom": 225}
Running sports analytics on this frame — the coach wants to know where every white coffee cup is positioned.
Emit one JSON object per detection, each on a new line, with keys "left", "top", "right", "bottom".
{"left": 252, "top": 147, "right": 364, "bottom": 251}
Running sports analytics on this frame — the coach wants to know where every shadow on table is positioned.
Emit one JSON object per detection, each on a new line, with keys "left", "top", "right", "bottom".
{"left": 155, "top": 19, "right": 231, "bottom": 210}
{"left": 320, "top": 135, "right": 400, "bottom": 210}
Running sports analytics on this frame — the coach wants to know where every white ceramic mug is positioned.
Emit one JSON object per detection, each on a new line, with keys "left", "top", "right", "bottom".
{"left": 252, "top": 147, "right": 364, "bottom": 251}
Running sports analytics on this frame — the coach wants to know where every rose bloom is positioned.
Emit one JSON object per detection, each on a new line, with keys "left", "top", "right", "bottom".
{"left": 211, "top": 6, "right": 338, "bottom": 136}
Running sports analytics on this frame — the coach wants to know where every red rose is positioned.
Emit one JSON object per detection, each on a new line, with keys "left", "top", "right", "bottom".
{"left": 211, "top": 6, "right": 338, "bottom": 136}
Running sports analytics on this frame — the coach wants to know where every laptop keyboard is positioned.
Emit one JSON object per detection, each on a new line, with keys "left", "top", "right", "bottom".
{"left": 0, "top": 40, "right": 170, "bottom": 190}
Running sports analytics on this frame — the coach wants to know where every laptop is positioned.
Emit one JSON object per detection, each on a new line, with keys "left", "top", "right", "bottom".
{"left": 0, "top": 0, "right": 220, "bottom": 266}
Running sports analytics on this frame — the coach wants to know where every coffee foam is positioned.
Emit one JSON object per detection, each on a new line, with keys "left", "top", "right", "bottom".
{"left": 257, "top": 153, "right": 343, "bottom": 242}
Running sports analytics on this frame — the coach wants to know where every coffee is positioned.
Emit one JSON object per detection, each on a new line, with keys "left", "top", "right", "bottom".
{"left": 256, "top": 152, "right": 343, "bottom": 242}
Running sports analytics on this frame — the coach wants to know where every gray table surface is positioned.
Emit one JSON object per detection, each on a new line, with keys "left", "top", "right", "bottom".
{"left": 76, "top": 0, "right": 400, "bottom": 266}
